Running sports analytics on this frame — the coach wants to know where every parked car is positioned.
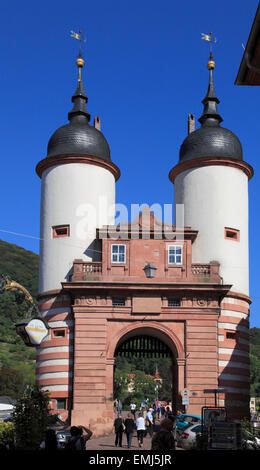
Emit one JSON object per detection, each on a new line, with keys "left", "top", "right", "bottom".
{"left": 242, "top": 430, "right": 260, "bottom": 450}
{"left": 46, "top": 415, "right": 71, "bottom": 448}
{"left": 176, "top": 414, "right": 201, "bottom": 431}
{"left": 56, "top": 429, "right": 71, "bottom": 448}
{"left": 250, "top": 413, "right": 260, "bottom": 429}
{"left": 177, "top": 423, "right": 202, "bottom": 449}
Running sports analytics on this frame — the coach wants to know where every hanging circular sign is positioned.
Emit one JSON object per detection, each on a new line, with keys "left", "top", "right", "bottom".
{"left": 25, "top": 318, "right": 49, "bottom": 345}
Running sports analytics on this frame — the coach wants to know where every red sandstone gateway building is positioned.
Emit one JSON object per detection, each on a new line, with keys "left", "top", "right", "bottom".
{"left": 36, "top": 52, "right": 253, "bottom": 437}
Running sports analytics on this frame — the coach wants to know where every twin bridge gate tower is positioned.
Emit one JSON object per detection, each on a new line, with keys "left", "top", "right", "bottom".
{"left": 35, "top": 53, "right": 253, "bottom": 437}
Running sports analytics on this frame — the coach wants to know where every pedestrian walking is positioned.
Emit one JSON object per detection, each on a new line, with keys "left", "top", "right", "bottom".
{"left": 167, "top": 413, "right": 177, "bottom": 447}
{"left": 114, "top": 398, "right": 118, "bottom": 414}
{"left": 145, "top": 408, "right": 154, "bottom": 437}
{"left": 157, "top": 402, "right": 161, "bottom": 419}
{"left": 151, "top": 418, "right": 175, "bottom": 451}
{"left": 118, "top": 400, "right": 123, "bottom": 414}
{"left": 136, "top": 412, "right": 146, "bottom": 448}
{"left": 124, "top": 413, "right": 135, "bottom": 448}
{"left": 114, "top": 414, "right": 124, "bottom": 447}
{"left": 130, "top": 402, "right": 136, "bottom": 419}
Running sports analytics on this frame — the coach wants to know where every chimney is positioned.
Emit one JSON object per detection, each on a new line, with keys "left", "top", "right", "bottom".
{"left": 188, "top": 113, "right": 195, "bottom": 134}
{"left": 94, "top": 116, "right": 101, "bottom": 131}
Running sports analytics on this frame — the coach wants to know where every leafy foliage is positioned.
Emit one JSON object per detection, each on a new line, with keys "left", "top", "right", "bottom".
{"left": 0, "top": 365, "right": 24, "bottom": 399}
{"left": 250, "top": 328, "right": 260, "bottom": 398}
{"left": 0, "top": 422, "right": 15, "bottom": 450}
{"left": 114, "top": 356, "right": 173, "bottom": 405}
{"left": 13, "top": 386, "right": 52, "bottom": 450}
{"left": 0, "top": 239, "right": 39, "bottom": 394}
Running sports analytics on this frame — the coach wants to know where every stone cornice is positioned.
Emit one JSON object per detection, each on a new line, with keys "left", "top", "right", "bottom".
{"left": 169, "top": 156, "right": 254, "bottom": 183}
{"left": 36, "top": 154, "right": 121, "bottom": 181}
{"left": 62, "top": 281, "right": 232, "bottom": 298}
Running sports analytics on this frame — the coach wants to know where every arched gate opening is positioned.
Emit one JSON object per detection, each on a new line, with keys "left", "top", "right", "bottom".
{"left": 113, "top": 332, "right": 179, "bottom": 413}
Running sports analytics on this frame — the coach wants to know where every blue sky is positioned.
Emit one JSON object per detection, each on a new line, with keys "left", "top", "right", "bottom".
{"left": 0, "top": 0, "right": 259, "bottom": 326}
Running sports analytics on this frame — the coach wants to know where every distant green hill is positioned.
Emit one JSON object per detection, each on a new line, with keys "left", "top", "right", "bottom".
{"left": 0, "top": 239, "right": 39, "bottom": 396}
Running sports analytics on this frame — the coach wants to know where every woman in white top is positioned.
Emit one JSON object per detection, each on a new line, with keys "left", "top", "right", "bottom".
{"left": 136, "top": 412, "right": 146, "bottom": 448}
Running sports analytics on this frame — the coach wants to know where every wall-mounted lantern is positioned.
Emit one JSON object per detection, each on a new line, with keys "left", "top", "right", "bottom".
{"left": 0, "top": 274, "right": 49, "bottom": 347}
{"left": 15, "top": 304, "right": 49, "bottom": 347}
{"left": 144, "top": 263, "right": 157, "bottom": 278}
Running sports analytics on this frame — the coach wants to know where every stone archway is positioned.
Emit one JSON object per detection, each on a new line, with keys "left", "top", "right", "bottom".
{"left": 106, "top": 322, "right": 185, "bottom": 414}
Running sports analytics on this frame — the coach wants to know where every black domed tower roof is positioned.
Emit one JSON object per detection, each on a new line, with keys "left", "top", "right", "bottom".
{"left": 47, "top": 57, "right": 111, "bottom": 161}
{"left": 179, "top": 53, "right": 243, "bottom": 163}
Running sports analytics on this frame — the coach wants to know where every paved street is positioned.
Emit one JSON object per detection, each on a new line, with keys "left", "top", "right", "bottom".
{"left": 86, "top": 431, "right": 154, "bottom": 451}
{"left": 85, "top": 411, "right": 181, "bottom": 451}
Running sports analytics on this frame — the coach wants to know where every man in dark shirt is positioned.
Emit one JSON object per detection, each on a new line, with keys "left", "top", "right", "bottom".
{"left": 151, "top": 418, "right": 175, "bottom": 451}
{"left": 114, "top": 414, "right": 124, "bottom": 447}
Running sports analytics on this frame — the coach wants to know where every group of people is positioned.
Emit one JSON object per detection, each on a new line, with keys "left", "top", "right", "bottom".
{"left": 114, "top": 407, "right": 177, "bottom": 450}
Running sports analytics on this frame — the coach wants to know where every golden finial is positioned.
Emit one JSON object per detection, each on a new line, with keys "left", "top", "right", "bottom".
{"left": 76, "top": 57, "right": 84, "bottom": 68}
{"left": 207, "top": 58, "right": 215, "bottom": 70}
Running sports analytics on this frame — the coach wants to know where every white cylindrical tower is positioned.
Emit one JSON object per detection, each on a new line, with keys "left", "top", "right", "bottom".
{"left": 35, "top": 55, "right": 120, "bottom": 422}
{"left": 169, "top": 54, "right": 253, "bottom": 420}
{"left": 36, "top": 57, "right": 120, "bottom": 294}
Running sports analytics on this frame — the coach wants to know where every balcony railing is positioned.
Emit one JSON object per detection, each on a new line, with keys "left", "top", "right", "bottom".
{"left": 82, "top": 262, "right": 102, "bottom": 273}
{"left": 71, "top": 260, "right": 102, "bottom": 281}
{"left": 191, "top": 264, "right": 211, "bottom": 276}
{"left": 71, "top": 259, "right": 221, "bottom": 283}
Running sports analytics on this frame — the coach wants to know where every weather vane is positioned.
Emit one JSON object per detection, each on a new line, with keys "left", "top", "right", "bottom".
{"left": 70, "top": 29, "right": 87, "bottom": 58}
{"left": 201, "top": 32, "right": 217, "bottom": 54}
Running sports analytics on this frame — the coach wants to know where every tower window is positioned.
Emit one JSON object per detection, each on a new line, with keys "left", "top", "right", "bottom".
{"left": 225, "top": 227, "right": 239, "bottom": 241}
{"left": 168, "top": 245, "right": 183, "bottom": 265}
{"left": 53, "top": 329, "right": 66, "bottom": 338}
{"left": 56, "top": 398, "right": 67, "bottom": 410}
{"left": 52, "top": 225, "right": 70, "bottom": 238}
{"left": 226, "top": 331, "right": 236, "bottom": 340}
{"left": 111, "top": 244, "right": 126, "bottom": 263}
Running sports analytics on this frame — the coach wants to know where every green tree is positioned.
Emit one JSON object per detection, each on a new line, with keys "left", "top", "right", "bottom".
{"left": 0, "top": 365, "right": 24, "bottom": 399}
{"left": 0, "top": 422, "right": 15, "bottom": 450}
{"left": 13, "top": 386, "right": 52, "bottom": 450}
{"left": 126, "top": 370, "right": 156, "bottom": 405}
{"left": 114, "top": 368, "right": 132, "bottom": 403}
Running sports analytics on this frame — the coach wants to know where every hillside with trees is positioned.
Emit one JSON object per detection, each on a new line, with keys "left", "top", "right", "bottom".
{"left": 250, "top": 327, "right": 260, "bottom": 397}
{"left": 0, "top": 240, "right": 38, "bottom": 397}
{"left": 0, "top": 238, "right": 260, "bottom": 403}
